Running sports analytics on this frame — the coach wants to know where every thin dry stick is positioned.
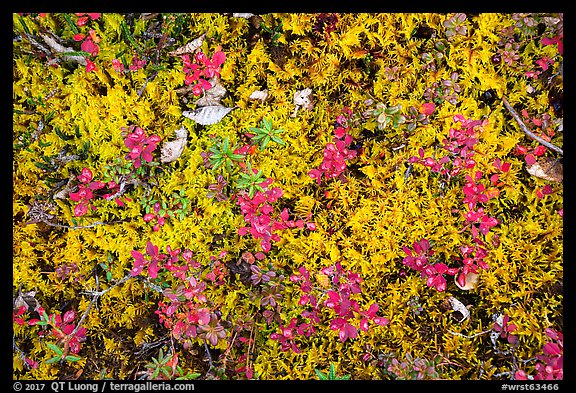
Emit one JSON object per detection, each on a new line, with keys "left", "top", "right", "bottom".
{"left": 448, "top": 328, "right": 492, "bottom": 339}
{"left": 502, "top": 96, "right": 563, "bottom": 156}
{"left": 42, "top": 219, "right": 126, "bottom": 230}
{"left": 74, "top": 274, "right": 133, "bottom": 337}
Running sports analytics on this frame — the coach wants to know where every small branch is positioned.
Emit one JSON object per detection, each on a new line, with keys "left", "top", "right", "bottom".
{"left": 204, "top": 340, "right": 214, "bottom": 370}
{"left": 105, "top": 177, "right": 149, "bottom": 201}
{"left": 81, "top": 274, "right": 133, "bottom": 298}
{"left": 42, "top": 219, "right": 126, "bottom": 230}
{"left": 72, "top": 274, "right": 133, "bottom": 338}
{"left": 448, "top": 328, "right": 492, "bottom": 339}
{"left": 135, "top": 276, "right": 164, "bottom": 294}
{"left": 502, "top": 96, "right": 563, "bottom": 156}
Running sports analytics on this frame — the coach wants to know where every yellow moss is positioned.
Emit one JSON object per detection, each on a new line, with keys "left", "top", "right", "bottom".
{"left": 12, "top": 12, "right": 562, "bottom": 381}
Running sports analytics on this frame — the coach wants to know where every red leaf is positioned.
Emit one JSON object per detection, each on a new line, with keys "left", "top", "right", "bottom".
{"left": 146, "top": 241, "right": 157, "bottom": 257}
{"left": 85, "top": 59, "right": 97, "bottom": 73}
{"left": 420, "top": 102, "right": 436, "bottom": 116}
{"left": 543, "top": 343, "right": 561, "bottom": 357}
{"left": 78, "top": 168, "right": 93, "bottom": 183}
{"left": 74, "top": 203, "right": 88, "bottom": 217}
{"left": 63, "top": 310, "right": 75, "bottom": 324}
{"left": 525, "top": 154, "right": 536, "bottom": 165}
{"left": 457, "top": 272, "right": 466, "bottom": 288}
{"left": 339, "top": 323, "right": 357, "bottom": 342}
{"left": 373, "top": 316, "right": 389, "bottom": 326}
{"left": 533, "top": 145, "right": 546, "bottom": 156}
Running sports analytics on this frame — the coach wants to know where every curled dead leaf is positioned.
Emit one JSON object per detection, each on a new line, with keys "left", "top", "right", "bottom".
{"left": 447, "top": 296, "right": 470, "bottom": 323}
{"left": 169, "top": 32, "right": 206, "bottom": 56}
{"left": 248, "top": 89, "right": 269, "bottom": 102}
{"left": 13, "top": 289, "right": 41, "bottom": 313}
{"left": 53, "top": 174, "right": 77, "bottom": 200}
{"left": 292, "top": 88, "right": 314, "bottom": 117}
{"left": 183, "top": 105, "right": 234, "bottom": 125}
{"left": 455, "top": 272, "right": 479, "bottom": 290}
{"left": 160, "top": 126, "right": 188, "bottom": 163}
{"left": 195, "top": 78, "right": 227, "bottom": 107}
{"left": 527, "top": 157, "right": 563, "bottom": 182}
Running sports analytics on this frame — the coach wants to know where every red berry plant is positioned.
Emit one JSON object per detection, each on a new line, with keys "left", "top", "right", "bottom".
{"left": 308, "top": 108, "right": 358, "bottom": 184}
{"left": 270, "top": 262, "right": 389, "bottom": 352}
{"left": 181, "top": 48, "right": 226, "bottom": 96}
{"left": 405, "top": 114, "right": 506, "bottom": 291}
{"left": 67, "top": 124, "right": 162, "bottom": 229}
{"left": 130, "top": 241, "right": 228, "bottom": 348}
{"left": 27, "top": 308, "right": 87, "bottom": 364}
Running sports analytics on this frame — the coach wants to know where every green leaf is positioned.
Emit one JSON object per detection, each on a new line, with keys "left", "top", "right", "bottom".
{"left": 47, "top": 343, "right": 63, "bottom": 356}
{"left": 62, "top": 14, "right": 79, "bottom": 34}
{"left": 18, "top": 15, "right": 31, "bottom": 35}
{"left": 229, "top": 153, "right": 245, "bottom": 161}
{"left": 45, "top": 356, "right": 61, "bottom": 364}
{"left": 65, "top": 355, "right": 82, "bottom": 362}
{"left": 120, "top": 20, "right": 143, "bottom": 54}
{"left": 329, "top": 364, "right": 336, "bottom": 380}
{"left": 261, "top": 136, "right": 270, "bottom": 150}
{"left": 315, "top": 369, "right": 327, "bottom": 380}
{"left": 54, "top": 127, "right": 74, "bottom": 141}
{"left": 271, "top": 135, "right": 285, "bottom": 145}
{"left": 58, "top": 51, "right": 92, "bottom": 58}
{"left": 247, "top": 127, "right": 262, "bottom": 134}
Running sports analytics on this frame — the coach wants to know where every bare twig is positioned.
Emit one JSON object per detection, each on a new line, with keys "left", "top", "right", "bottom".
{"left": 204, "top": 340, "right": 214, "bottom": 370}
{"left": 448, "top": 328, "right": 492, "bottom": 339}
{"left": 502, "top": 96, "right": 563, "bottom": 155}
{"left": 73, "top": 274, "right": 133, "bottom": 338}
{"left": 42, "top": 219, "right": 126, "bottom": 230}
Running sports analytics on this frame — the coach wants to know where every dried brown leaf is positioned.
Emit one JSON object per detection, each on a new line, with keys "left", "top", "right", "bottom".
{"left": 183, "top": 105, "right": 234, "bottom": 125}
{"left": 454, "top": 272, "right": 479, "bottom": 290}
{"left": 169, "top": 33, "right": 206, "bottom": 56}
{"left": 160, "top": 127, "right": 188, "bottom": 163}
{"left": 527, "top": 157, "right": 563, "bottom": 182}
{"left": 13, "top": 290, "right": 41, "bottom": 313}
{"left": 448, "top": 296, "right": 470, "bottom": 323}
{"left": 195, "top": 78, "right": 227, "bottom": 107}
{"left": 292, "top": 88, "right": 314, "bottom": 117}
{"left": 249, "top": 89, "right": 269, "bottom": 102}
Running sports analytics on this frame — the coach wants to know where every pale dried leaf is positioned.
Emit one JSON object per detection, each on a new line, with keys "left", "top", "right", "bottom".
{"left": 195, "top": 78, "right": 227, "bottom": 107}
{"left": 53, "top": 174, "right": 76, "bottom": 200}
{"left": 249, "top": 89, "right": 269, "bottom": 101}
{"left": 14, "top": 290, "right": 41, "bottom": 313}
{"left": 232, "top": 13, "right": 255, "bottom": 19}
{"left": 294, "top": 88, "right": 314, "bottom": 110}
{"left": 291, "top": 88, "right": 314, "bottom": 117}
{"left": 455, "top": 272, "right": 479, "bottom": 290}
{"left": 183, "top": 105, "right": 234, "bottom": 125}
{"left": 527, "top": 157, "right": 563, "bottom": 182}
{"left": 160, "top": 126, "right": 188, "bottom": 163}
{"left": 169, "top": 32, "right": 206, "bottom": 56}
{"left": 448, "top": 296, "right": 470, "bottom": 323}
{"left": 174, "top": 85, "right": 193, "bottom": 95}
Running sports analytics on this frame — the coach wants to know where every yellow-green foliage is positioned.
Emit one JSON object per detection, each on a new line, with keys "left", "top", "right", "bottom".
{"left": 13, "top": 13, "right": 562, "bottom": 380}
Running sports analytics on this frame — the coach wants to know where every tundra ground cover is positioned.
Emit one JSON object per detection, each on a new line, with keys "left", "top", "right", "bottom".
{"left": 13, "top": 13, "right": 563, "bottom": 381}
